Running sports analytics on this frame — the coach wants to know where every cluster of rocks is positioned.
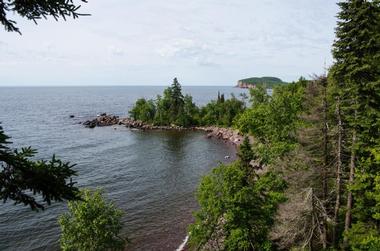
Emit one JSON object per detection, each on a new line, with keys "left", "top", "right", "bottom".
{"left": 119, "top": 118, "right": 193, "bottom": 131}
{"left": 83, "top": 113, "right": 120, "bottom": 128}
{"left": 196, "top": 126, "right": 244, "bottom": 146}
{"left": 82, "top": 114, "right": 247, "bottom": 147}
{"left": 200, "top": 216, "right": 227, "bottom": 251}
{"left": 119, "top": 118, "right": 154, "bottom": 130}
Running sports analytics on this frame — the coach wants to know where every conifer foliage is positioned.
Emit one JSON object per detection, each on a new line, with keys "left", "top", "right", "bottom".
{"left": 129, "top": 78, "right": 245, "bottom": 127}
{"left": 265, "top": 1, "right": 380, "bottom": 249}
{"left": 237, "top": 136, "right": 254, "bottom": 168}
{"left": 0, "top": 0, "right": 89, "bottom": 34}
{"left": 330, "top": 0, "right": 380, "bottom": 248}
{"left": 0, "top": 126, "right": 80, "bottom": 210}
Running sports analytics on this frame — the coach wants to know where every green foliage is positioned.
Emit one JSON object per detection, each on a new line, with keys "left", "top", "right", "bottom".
{"left": 200, "top": 94, "right": 245, "bottom": 127}
{"left": 129, "top": 78, "right": 191, "bottom": 126}
{"left": 189, "top": 161, "right": 286, "bottom": 250}
{"left": 349, "top": 162, "right": 380, "bottom": 225}
{"left": 268, "top": 82, "right": 305, "bottom": 142}
{"left": 329, "top": 0, "right": 380, "bottom": 246}
{"left": 0, "top": 0, "right": 89, "bottom": 34}
{"left": 169, "top": 77, "right": 185, "bottom": 121}
{"left": 179, "top": 94, "right": 200, "bottom": 127}
{"left": 129, "top": 78, "right": 245, "bottom": 127}
{"left": 371, "top": 173, "right": 380, "bottom": 221}
{"left": 345, "top": 222, "right": 380, "bottom": 251}
{"left": 249, "top": 85, "right": 270, "bottom": 106}
{"left": 154, "top": 89, "right": 172, "bottom": 125}
{"left": 237, "top": 136, "right": 254, "bottom": 169}
{"left": 129, "top": 98, "right": 156, "bottom": 123}
{"left": 0, "top": 126, "right": 80, "bottom": 210}
{"left": 59, "top": 189, "right": 126, "bottom": 251}
{"left": 234, "top": 80, "right": 305, "bottom": 163}
{"left": 238, "top": 77, "right": 286, "bottom": 88}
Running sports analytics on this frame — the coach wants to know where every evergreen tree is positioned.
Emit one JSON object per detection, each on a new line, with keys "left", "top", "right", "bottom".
{"left": 237, "top": 136, "right": 254, "bottom": 169}
{"left": 0, "top": 126, "right": 80, "bottom": 210}
{"left": 220, "top": 94, "right": 225, "bottom": 103}
{"left": 330, "top": 0, "right": 380, "bottom": 248}
{"left": 129, "top": 78, "right": 246, "bottom": 128}
{"left": 169, "top": 77, "right": 185, "bottom": 122}
{"left": 0, "top": 0, "right": 88, "bottom": 34}
{"left": 0, "top": 0, "right": 85, "bottom": 213}
{"left": 331, "top": 0, "right": 380, "bottom": 135}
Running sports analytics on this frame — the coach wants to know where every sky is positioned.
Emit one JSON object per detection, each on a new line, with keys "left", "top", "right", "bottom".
{"left": 0, "top": 0, "right": 339, "bottom": 86}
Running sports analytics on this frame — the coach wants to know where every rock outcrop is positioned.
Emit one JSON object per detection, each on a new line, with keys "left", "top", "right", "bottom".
{"left": 119, "top": 118, "right": 190, "bottom": 131}
{"left": 83, "top": 114, "right": 120, "bottom": 128}
{"left": 236, "top": 81, "right": 257, "bottom": 89}
{"left": 196, "top": 126, "right": 245, "bottom": 146}
{"left": 83, "top": 115, "right": 247, "bottom": 146}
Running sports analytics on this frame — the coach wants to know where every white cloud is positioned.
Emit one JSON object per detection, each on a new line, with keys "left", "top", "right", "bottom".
{"left": 157, "top": 38, "right": 220, "bottom": 67}
{"left": 108, "top": 45, "right": 125, "bottom": 57}
{"left": 0, "top": 0, "right": 339, "bottom": 85}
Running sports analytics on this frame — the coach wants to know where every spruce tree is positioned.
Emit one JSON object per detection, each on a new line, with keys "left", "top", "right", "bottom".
{"left": 169, "top": 78, "right": 185, "bottom": 123}
{"left": 0, "top": 126, "right": 80, "bottom": 210}
{"left": 0, "top": 0, "right": 88, "bottom": 34}
{"left": 330, "top": 0, "right": 380, "bottom": 247}
{"left": 238, "top": 136, "right": 254, "bottom": 170}
{"left": 331, "top": 0, "right": 380, "bottom": 133}
{"left": 220, "top": 93, "right": 225, "bottom": 103}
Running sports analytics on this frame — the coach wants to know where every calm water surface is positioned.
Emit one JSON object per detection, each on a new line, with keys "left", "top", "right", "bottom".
{"left": 0, "top": 86, "right": 246, "bottom": 251}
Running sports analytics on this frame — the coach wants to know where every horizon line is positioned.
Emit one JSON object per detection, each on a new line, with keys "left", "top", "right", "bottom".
{"left": 0, "top": 84, "right": 237, "bottom": 87}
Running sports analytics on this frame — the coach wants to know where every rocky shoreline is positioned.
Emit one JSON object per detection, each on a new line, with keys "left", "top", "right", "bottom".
{"left": 81, "top": 113, "right": 251, "bottom": 251}
{"left": 82, "top": 114, "right": 245, "bottom": 146}
{"left": 82, "top": 113, "right": 120, "bottom": 128}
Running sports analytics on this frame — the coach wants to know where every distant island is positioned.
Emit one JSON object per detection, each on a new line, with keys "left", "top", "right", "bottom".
{"left": 236, "top": 76, "right": 286, "bottom": 88}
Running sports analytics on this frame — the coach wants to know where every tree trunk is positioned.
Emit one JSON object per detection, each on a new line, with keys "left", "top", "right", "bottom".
{"left": 310, "top": 188, "right": 315, "bottom": 251}
{"left": 343, "top": 109, "right": 357, "bottom": 249}
{"left": 320, "top": 82, "right": 328, "bottom": 249}
{"left": 333, "top": 97, "right": 343, "bottom": 245}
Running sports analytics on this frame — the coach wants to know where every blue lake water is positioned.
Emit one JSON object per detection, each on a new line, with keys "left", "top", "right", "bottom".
{"left": 0, "top": 86, "right": 247, "bottom": 251}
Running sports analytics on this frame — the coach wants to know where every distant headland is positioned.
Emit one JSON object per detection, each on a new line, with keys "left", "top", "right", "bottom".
{"left": 236, "top": 76, "right": 286, "bottom": 88}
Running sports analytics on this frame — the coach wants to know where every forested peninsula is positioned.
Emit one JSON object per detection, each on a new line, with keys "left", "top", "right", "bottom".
{"left": 128, "top": 78, "right": 245, "bottom": 128}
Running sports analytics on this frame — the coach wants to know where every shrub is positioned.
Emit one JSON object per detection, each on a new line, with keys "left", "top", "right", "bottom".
{"left": 59, "top": 189, "right": 126, "bottom": 251}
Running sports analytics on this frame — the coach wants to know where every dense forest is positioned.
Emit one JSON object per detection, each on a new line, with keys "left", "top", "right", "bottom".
{"left": 130, "top": 1, "right": 380, "bottom": 250}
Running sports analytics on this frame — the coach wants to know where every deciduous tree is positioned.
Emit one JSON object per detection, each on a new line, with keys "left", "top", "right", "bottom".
{"left": 59, "top": 189, "right": 126, "bottom": 251}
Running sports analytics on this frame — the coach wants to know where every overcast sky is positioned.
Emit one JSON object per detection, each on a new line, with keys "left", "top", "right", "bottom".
{"left": 0, "top": 0, "right": 339, "bottom": 86}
